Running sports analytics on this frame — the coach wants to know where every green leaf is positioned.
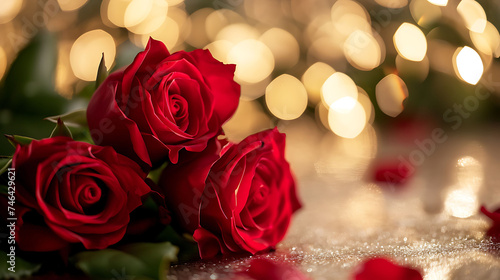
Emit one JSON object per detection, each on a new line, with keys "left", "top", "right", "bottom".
{"left": 73, "top": 242, "right": 178, "bottom": 280}
{"left": 0, "top": 251, "right": 41, "bottom": 279}
{"left": 45, "top": 109, "right": 87, "bottom": 128}
{"left": 0, "top": 31, "right": 67, "bottom": 116}
{"left": 5, "top": 134, "right": 35, "bottom": 147}
{"left": 96, "top": 53, "right": 108, "bottom": 90}
{"left": 0, "top": 157, "right": 12, "bottom": 175}
{"left": 50, "top": 118, "right": 73, "bottom": 138}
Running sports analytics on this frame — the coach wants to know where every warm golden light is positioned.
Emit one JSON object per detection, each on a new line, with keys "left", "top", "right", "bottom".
{"left": 328, "top": 97, "right": 366, "bottom": 139}
{"left": 70, "top": 30, "right": 116, "bottom": 81}
{"left": 204, "top": 40, "right": 234, "bottom": 64}
{"left": 426, "top": 0, "right": 447, "bottom": 6}
{"left": 57, "top": 0, "right": 88, "bottom": 11}
{"left": 470, "top": 21, "right": 500, "bottom": 58}
{"left": 223, "top": 100, "right": 272, "bottom": 142}
{"left": 302, "top": 62, "right": 336, "bottom": 105}
{"left": 0, "top": 0, "right": 23, "bottom": 24}
{"left": 396, "top": 55, "right": 430, "bottom": 82}
{"left": 444, "top": 189, "right": 479, "bottom": 218}
{"left": 375, "top": 0, "right": 408, "bottom": 8}
{"left": 126, "top": 0, "right": 168, "bottom": 34}
{"left": 240, "top": 77, "right": 270, "bottom": 101}
{"left": 227, "top": 39, "right": 274, "bottom": 84}
{"left": 394, "top": 23, "right": 427, "bottom": 62}
{"left": 375, "top": 74, "right": 408, "bottom": 117}
{"left": 445, "top": 156, "right": 483, "bottom": 219}
{"left": 321, "top": 72, "right": 358, "bottom": 108}
{"left": 410, "top": 0, "right": 441, "bottom": 28}
{"left": 125, "top": 0, "right": 154, "bottom": 29}
{"left": 0, "top": 47, "right": 7, "bottom": 81}
{"left": 344, "top": 30, "right": 382, "bottom": 70}
{"left": 216, "top": 23, "right": 259, "bottom": 44}
{"left": 265, "top": 74, "right": 308, "bottom": 120}
{"left": 142, "top": 17, "right": 179, "bottom": 49}
{"left": 453, "top": 46, "right": 484, "bottom": 85}
{"left": 357, "top": 87, "right": 375, "bottom": 124}
{"left": 457, "top": 0, "right": 487, "bottom": 33}
{"left": 260, "top": 28, "right": 300, "bottom": 69}
{"left": 205, "top": 9, "right": 244, "bottom": 42}
{"left": 106, "top": 0, "right": 130, "bottom": 27}
{"left": 185, "top": 8, "right": 213, "bottom": 48}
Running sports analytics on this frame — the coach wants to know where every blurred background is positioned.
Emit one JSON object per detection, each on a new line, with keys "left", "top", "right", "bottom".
{"left": 1, "top": 0, "right": 500, "bottom": 148}
{"left": 1, "top": 0, "right": 500, "bottom": 169}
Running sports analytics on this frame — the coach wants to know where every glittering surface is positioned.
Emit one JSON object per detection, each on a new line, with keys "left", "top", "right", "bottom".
{"left": 168, "top": 123, "right": 500, "bottom": 280}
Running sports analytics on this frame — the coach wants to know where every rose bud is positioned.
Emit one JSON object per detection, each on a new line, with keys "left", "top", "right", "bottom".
{"left": 0, "top": 137, "right": 151, "bottom": 252}
{"left": 160, "top": 128, "right": 301, "bottom": 258}
{"left": 87, "top": 38, "right": 240, "bottom": 170}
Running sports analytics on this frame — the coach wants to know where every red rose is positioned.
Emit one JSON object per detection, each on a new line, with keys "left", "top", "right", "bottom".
{"left": 160, "top": 128, "right": 301, "bottom": 258}
{"left": 87, "top": 38, "right": 240, "bottom": 169}
{"left": 481, "top": 206, "right": 500, "bottom": 242}
{"left": 353, "top": 258, "right": 423, "bottom": 280}
{"left": 2, "top": 137, "right": 151, "bottom": 252}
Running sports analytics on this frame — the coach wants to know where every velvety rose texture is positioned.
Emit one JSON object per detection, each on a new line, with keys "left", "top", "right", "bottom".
{"left": 481, "top": 206, "right": 500, "bottom": 242}
{"left": 87, "top": 38, "right": 240, "bottom": 169}
{"left": 160, "top": 128, "right": 301, "bottom": 258}
{"left": 3, "top": 137, "right": 150, "bottom": 252}
{"left": 353, "top": 258, "right": 423, "bottom": 280}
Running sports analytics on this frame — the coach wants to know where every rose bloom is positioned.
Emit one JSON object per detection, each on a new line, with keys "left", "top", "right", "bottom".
{"left": 481, "top": 206, "right": 500, "bottom": 242}
{"left": 160, "top": 128, "right": 301, "bottom": 258}
{"left": 87, "top": 38, "right": 240, "bottom": 170}
{"left": 1, "top": 137, "right": 150, "bottom": 251}
{"left": 353, "top": 258, "right": 423, "bottom": 280}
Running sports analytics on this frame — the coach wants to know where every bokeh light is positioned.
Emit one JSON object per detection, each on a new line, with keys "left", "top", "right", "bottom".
{"left": 470, "top": 21, "right": 500, "bottom": 58}
{"left": 394, "top": 23, "right": 427, "bottom": 62}
{"left": 259, "top": 28, "right": 300, "bottom": 70}
{"left": 445, "top": 156, "right": 483, "bottom": 218}
{"left": 302, "top": 62, "right": 336, "bottom": 105}
{"left": 185, "top": 8, "right": 213, "bottom": 48}
{"left": 0, "top": 47, "right": 7, "bottom": 80}
{"left": 453, "top": 46, "right": 484, "bottom": 85}
{"left": 457, "top": 0, "right": 487, "bottom": 33}
{"left": 223, "top": 100, "right": 272, "bottom": 142}
{"left": 265, "top": 74, "right": 308, "bottom": 120}
{"left": 57, "top": 0, "right": 88, "bottom": 11}
{"left": 125, "top": 0, "right": 169, "bottom": 35}
{"left": 321, "top": 72, "right": 358, "bottom": 107}
{"left": 70, "top": 29, "right": 116, "bottom": 81}
{"left": 0, "top": 0, "right": 23, "bottom": 24}
{"left": 375, "top": 0, "right": 408, "bottom": 9}
{"left": 328, "top": 97, "right": 366, "bottom": 139}
{"left": 427, "top": 0, "right": 448, "bottom": 6}
{"left": 227, "top": 39, "right": 274, "bottom": 84}
{"left": 215, "top": 23, "right": 258, "bottom": 44}
{"left": 344, "top": 30, "right": 382, "bottom": 71}
{"left": 375, "top": 74, "right": 409, "bottom": 117}
{"left": 410, "top": 0, "right": 441, "bottom": 28}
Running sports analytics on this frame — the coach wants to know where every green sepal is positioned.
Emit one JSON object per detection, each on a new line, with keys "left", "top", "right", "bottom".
{"left": 5, "top": 134, "right": 35, "bottom": 147}
{"left": 96, "top": 53, "right": 108, "bottom": 90}
{"left": 49, "top": 118, "right": 73, "bottom": 138}
{"left": 45, "top": 109, "right": 87, "bottom": 128}
{"left": 72, "top": 242, "right": 178, "bottom": 280}
{"left": 0, "top": 157, "right": 12, "bottom": 176}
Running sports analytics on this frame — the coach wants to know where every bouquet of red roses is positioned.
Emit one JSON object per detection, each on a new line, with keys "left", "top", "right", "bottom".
{"left": 0, "top": 38, "right": 301, "bottom": 279}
